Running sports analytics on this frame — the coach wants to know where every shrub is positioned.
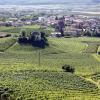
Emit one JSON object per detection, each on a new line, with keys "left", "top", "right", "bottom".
{"left": 0, "top": 87, "right": 14, "bottom": 100}
{"left": 18, "top": 37, "right": 28, "bottom": 44}
{"left": 18, "top": 29, "right": 28, "bottom": 44}
{"left": 1, "top": 93, "right": 10, "bottom": 100}
{"left": 62, "top": 64, "right": 75, "bottom": 74}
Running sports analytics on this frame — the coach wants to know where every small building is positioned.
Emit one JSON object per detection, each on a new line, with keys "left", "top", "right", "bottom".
{"left": 64, "top": 30, "right": 81, "bottom": 37}
{"left": 50, "top": 32, "right": 62, "bottom": 37}
{"left": 38, "top": 17, "right": 45, "bottom": 23}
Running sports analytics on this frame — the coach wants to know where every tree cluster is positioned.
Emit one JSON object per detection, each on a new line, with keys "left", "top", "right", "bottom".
{"left": 55, "top": 17, "right": 65, "bottom": 36}
{"left": 83, "top": 28, "right": 100, "bottom": 37}
{"left": 18, "top": 30, "right": 49, "bottom": 49}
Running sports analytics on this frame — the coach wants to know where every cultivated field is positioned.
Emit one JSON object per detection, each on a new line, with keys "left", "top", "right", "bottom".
{"left": 0, "top": 26, "right": 100, "bottom": 100}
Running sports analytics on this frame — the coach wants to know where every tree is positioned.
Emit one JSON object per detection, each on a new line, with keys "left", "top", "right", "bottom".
{"left": 55, "top": 16, "right": 58, "bottom": 20}
{"left": 58, "top": 20, "right": 65, "bottom": 36}
{"left": 20, "top": 29, "right": 27, "bottom": 37}
{"left": 18, "top": 29, "right": 27, "bottom": 44}
{"left": 5, "top": 23, "right": 12, "bottom": 27}
{"left": 30, "top": 32, "right": 49, "bottom": 48}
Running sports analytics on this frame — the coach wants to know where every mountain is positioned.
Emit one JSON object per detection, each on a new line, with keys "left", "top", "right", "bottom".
{"left": 0, "top": 0, "right": 99, "bottom": 5}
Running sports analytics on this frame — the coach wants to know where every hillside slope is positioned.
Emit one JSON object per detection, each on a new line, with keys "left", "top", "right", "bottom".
{"left": 0, "top": 37, "right": 100, "bottom": 99}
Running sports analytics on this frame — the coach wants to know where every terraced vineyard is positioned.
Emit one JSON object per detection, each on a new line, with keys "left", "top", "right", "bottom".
{"left": 91, "top": 72, "right": 100, "bottom": 82}
{"left": 0, "top": 37, "right": 16, "bottom": 52}
{"left": 0, "top": 26, "right": 100, "bottom": 99}
{"left": 83, "top": 41, "right": 100, "bottom": 53}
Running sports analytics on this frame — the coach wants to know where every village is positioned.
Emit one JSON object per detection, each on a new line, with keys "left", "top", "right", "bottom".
{"left": 0, "top": 14, "right": 100, "bottom": 37}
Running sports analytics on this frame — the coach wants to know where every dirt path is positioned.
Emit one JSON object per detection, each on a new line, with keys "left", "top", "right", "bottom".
{"left": 0, "top": 41, "right": 17, "bottom": 53}
{"left": 80, "top": 76, "right": 100, "bottom": 89}
{"left": 92, "top": 54, "right": 100, "bottom": 62}
{"left": 85, "top": 78, "right": 100, "bottom": 89}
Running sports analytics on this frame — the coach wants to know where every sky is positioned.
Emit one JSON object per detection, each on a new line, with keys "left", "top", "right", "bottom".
{"left": 0, "top": 0, "right": 100, "bottom": 5}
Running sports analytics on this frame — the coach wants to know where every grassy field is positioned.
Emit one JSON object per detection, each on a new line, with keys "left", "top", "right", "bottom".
{"left": 0, "top": 25, "right": 54, "bottom": 37}
{"left": 0, "top": 26, "right": 100, "bottom": 99}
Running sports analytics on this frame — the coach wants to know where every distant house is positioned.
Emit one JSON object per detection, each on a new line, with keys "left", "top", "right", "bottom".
{"left": 64, "top": 30, "right": 81, "bottom": 37}
{"left": 13, "top": 23, "right": 23, "bottom": 27}
{"left": 25, "top": 20, "right": 32, "bottom": 25}
{"left": 38, "top": 17, "right": 45, "bottom": 23}
{"left": 51, "top": 32, "right": 62, "bottom": 37}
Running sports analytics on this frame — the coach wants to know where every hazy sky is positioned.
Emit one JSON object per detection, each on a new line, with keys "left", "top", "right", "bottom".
{"left": 0, "top": 0, "right": 92, "bottom": 3}
{"left": 0, "top": 0, "right": 100, "bottom": 5}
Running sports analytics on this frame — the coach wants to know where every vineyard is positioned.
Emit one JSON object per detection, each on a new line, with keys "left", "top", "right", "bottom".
{"left": 0, "top": 25, "right": 54, "bottom": 37}
{"left": 0, "top": 26, "right": 100, "bottom": 99}
{"left": 0, "top": 37, "right": 16, "bottom": 52}
{"left": 83, "top": 41, "right": 100, "bottom": 53}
